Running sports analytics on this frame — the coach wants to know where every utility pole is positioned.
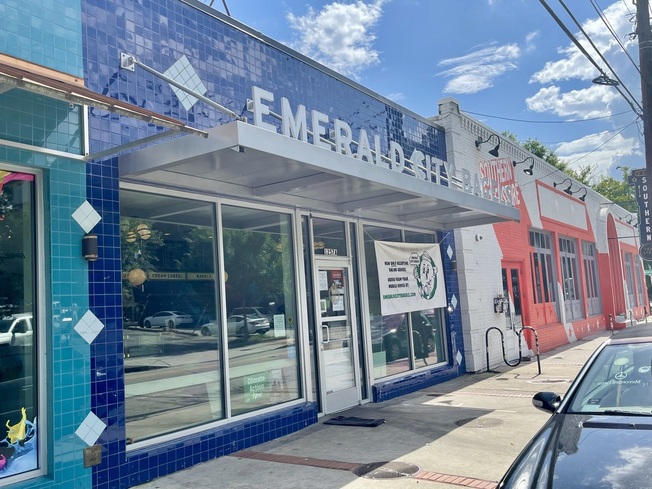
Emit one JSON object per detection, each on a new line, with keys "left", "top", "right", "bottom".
{"left": 637, "top": 0, "right": 652, "bottom": 254}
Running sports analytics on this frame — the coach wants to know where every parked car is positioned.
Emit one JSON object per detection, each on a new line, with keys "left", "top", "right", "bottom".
{"left": 498, "top": 325, "right": 652, "bottom": 488}
{"left": 370, "top": 312, "right": 435, "bottom": 362}
{"left": 200, "top": 315, "right": 270, "bottom": 338}
{"left": 0, "top": 313, "right": 33, "bottom": 347}
{"left": 231, "top": 306, "right": 273, "bottom": 323}
{"left": 142, "top": 311, "right": 193, "bottom": 330}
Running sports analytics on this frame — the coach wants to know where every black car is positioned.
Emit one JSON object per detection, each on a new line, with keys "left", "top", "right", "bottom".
{"left": 498, "top": 326, "right": 652, "bottom": 488}
{"left": 370, "top": 312, "right": 435, "bottom": 362}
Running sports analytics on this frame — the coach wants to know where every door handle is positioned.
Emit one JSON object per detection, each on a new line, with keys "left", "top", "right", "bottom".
{"left": 321, "top": 325, "right": 330, "bottom": 344}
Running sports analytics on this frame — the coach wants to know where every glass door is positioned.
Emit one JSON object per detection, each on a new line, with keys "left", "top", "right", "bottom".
{"left": 315, "top": 263, "right": 359, "bottom": 413}
{"left": 502, "top": 263, "right": 523, "bottom": 329}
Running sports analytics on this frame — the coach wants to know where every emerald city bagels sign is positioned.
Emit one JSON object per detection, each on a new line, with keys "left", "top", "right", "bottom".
{"left": 374, "top": 241, "right": 447, "bottom": 316}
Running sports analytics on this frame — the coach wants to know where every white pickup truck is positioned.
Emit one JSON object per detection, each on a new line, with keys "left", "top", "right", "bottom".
{"left": 0, "top": 313, "right": 33, "bottom": 346}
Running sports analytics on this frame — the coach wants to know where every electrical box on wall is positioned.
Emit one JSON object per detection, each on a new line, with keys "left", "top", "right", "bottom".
{"left": 84, "top": 445, "right": 102, "bottom": 468}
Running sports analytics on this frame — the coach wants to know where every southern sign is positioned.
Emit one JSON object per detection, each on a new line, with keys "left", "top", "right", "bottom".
{"left": 627, "top": 168, "right": 651, "bottom": 248}
{"left": 374, "top": 241, "right": 446, "bottom": 316}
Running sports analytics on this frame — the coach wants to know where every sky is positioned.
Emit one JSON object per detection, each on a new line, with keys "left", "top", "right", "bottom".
{"left": 207, "top": 0, "right": 646, "bottom": 180}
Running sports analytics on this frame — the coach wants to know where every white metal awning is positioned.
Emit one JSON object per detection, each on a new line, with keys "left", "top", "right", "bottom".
{"left": 120, "top": 121, "right": 520, "bottom": 230}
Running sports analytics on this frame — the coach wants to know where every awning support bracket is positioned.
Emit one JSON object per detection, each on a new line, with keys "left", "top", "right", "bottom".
{"left": 120, "top": 53, "right": 247, "bottom": 122}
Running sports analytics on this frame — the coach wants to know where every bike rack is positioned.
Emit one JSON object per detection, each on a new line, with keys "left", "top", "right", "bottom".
{"left": 485, "top": 326, "right": 541, "bottom": 375}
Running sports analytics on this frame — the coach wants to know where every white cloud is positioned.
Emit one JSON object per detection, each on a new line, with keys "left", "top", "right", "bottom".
{"left": 525, "top": 31, "right": 539, "bottom": 52}
{"left": 437, "top": 43, "right": 520, "bottom": 94}
{"left": 287, "top": 0, "right": 387, "bottom": 78}
{"left": 554, "top": 128, "right": 640, "bottom": 176}
{"left": 529, "top": 2, "right": 638, "bottom": 109}
{"left": 526, "top": 84, "right": 621, "bottom": 119}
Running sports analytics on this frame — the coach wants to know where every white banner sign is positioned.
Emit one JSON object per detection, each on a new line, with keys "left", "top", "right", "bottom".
{"left": 374, "top": 241, "right": 446, "bottom": 316}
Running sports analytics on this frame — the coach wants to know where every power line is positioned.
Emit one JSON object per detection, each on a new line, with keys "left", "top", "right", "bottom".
{"left": 563, "top": 119, "right": 638, "bottom": 166}
{"left": 538, "top": 0, "right": 643, "bottom": 117}
{"left": 590, "top": 0, "right": 640, "bottom": 74}
{"left": 461, "top": 109, "right": 631, "bottom": 124}
{"left": 556, "top": 0, "right": 643, "bottom": 115}
{"left": 519, "top": 119, "right": 638, "bottom": 188}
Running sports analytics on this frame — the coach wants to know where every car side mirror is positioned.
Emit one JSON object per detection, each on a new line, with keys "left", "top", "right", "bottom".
{"left": 532, "top": 391, "right": 562, "bottom": 414}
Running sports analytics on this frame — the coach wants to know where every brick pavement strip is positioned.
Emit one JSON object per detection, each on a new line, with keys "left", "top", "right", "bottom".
{"left": 233, "top": 450, "right": 498, "bottom": 488}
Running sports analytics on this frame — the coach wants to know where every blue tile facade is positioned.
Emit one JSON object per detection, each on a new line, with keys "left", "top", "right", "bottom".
{"left": 73, "top": 1, "right": 465, "bottom": 488}
{"left": 0, "top": 92, "right": 91, "bottom": 488}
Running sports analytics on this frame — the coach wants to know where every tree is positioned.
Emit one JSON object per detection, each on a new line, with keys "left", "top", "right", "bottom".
{"left": 592, "top": 166, "right": 637, "bottom": 213}
{"left": 522, "top": 138, "right": 569, "bottom": 172}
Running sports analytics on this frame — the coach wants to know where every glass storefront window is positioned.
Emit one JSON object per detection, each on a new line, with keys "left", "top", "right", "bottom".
{"left": 0, "top": 170, "right": 37, "bottom": 478}
{"left": 312, "top": 218, "right": 347, "bottom": 256}
{"left": 121, "top": 190, "right": 221, "bottom": 442}
{"left": 221, "top": 205, "right": 300, "bottom": 415}
{"left": 365, "top": 226, "right": 447, "bottom": 378}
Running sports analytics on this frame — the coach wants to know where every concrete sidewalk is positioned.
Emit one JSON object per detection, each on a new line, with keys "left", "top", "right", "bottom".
{"left": 133, "top": 329, "right": 615, "bottom": 489}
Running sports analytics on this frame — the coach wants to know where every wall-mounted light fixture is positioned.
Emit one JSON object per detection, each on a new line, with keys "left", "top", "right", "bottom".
{"left": 553, "top": 178, "right": 573, "bottom": 195}
{"left": 512, "top": 156, "right": 535, "bottom": 175}
{"left": 572, "top": 187, "right": 588, "bottom": 202}
{"left": 626, "top": 216, "right": 638, "bottom": 225}
{"left": 82, "top": 233, "right": 99, "bottom": 261}
{"left": 475, "top": 133, "right": 500, "bottom": 157}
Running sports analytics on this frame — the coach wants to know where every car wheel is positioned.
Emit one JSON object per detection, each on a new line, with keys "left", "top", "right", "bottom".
{"left": 201, "top": 326, "right": 211, "bottom": 336}
{"left": 164, "top": 320, "right": 174, "bottom": 331}
{"left": 385, "top": 339, "right": 401, "bottom": 362}
{"left": 238, "top": 326, "right": 250, "bottom": 339}
{"left": 144, "top": 320, "right": 152, "bottom": 328}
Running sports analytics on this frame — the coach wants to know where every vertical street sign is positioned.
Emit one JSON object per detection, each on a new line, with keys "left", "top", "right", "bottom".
{"left": 628, "top": 168, "right": 652, "bottom": 257}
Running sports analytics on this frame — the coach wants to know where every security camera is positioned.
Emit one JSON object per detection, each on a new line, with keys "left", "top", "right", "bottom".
{"left": 475, "top": 234, "right": 484, "bottom": 241}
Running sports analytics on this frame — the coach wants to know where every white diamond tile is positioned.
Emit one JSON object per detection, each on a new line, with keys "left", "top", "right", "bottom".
{"left": 74, "top": 310, "right": 105, "bottom": 344}
{"left": 164, "top": 55, "right": 207, "bottom": 111}
{"left": 72, "top": 201, "right": 101, "bottom": 233}
{"left": 446, "top": 245, "right": 453, "bottom": 260}
{"left": 456, "top": 350, "right": 463, "bottom": 366}
{"left": 450, "top": 295, "right": 458, "bottom": 310}
{"left": 75, "top": 411, "right": 106, "bottom": 446}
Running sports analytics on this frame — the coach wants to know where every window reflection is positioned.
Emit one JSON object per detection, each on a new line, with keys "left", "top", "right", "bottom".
{"left": 121, "top": 190, "right": 221, "bottom": 442}
{"left": 221, "top": 205, "right": 300, "bottom": 415}
{"left": 365, "top": 226, "right": 448, "bottom": 378}
{"left": 0, "top": 171, "right": 37, "bottom": 478}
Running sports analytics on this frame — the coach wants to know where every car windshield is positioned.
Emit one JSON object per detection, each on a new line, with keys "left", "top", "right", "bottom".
{"left": 568, "top": 342, "right": 652, "bottom": 415}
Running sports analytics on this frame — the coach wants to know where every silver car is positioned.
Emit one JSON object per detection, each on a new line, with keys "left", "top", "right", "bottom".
{"left": 200, "top": 315, "right": 270, "bottom": 337}
{"left": 143, "top": 311, "right": 193, "bottom": 330}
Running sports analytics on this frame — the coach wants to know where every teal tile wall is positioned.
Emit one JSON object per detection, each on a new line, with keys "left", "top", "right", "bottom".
{"left": 0, "top": 0, "right": 83, "bottom": 77}
{"left": 0, "top": 90, "right": 91, "bottom": 488}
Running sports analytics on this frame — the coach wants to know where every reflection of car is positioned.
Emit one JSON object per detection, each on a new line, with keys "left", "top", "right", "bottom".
{"left": 370, "top": 312, "right": 435, "bottom": 362}
{"left": 231, "top": 306, "right": 273, "bottom": 323}
{"left": 200, "top": 315, "right": 270, "bottom": 337}
{"left": 143, "top": 311, "right": 193, "bottom": 330}
{"left": 0, "top": 313, "right": 33, "bottom": 347}
{"left": 498, "top": 326, "right": 652, "bottom": 488}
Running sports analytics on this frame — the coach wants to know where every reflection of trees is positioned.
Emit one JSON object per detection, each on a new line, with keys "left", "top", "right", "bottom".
{"left": 121, "top": 218, "right": 164, "bottom": 322}
{"left": 222, "top": 229, "right": 286, "bottom": 310}
{"left": 0, "top": 181, "right": 28, "bottom": 313}
{"left": 120, "top": 218, "right": 164, "bottom": 274}
{"left": 176, "top": 227, "right": 214, "bottom": 272}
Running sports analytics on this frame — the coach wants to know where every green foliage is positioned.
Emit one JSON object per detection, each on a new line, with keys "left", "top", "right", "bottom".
{"left": 120, "top": 218, "right": 164, "bottom": 273}
{"left": 511, "top": 136, "right": 635, "bottom": 210}
{"left": 222, "top": 229, "right": 287, "bottom": 310}
{"left": 522, "top": 138, "right": 568, "bottom": 172}
{"left": 592, "top": 166, "right": 637, "bottom": 213}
